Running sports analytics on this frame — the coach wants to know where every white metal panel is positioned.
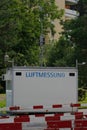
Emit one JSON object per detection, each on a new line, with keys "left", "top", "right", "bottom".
{"left": 11, "top": 68, "right": 78, "bottom": 108}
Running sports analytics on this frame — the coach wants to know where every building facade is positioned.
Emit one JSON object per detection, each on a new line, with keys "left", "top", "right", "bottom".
{"left": 47, "top": 0, "right": 79, "bottom": 43}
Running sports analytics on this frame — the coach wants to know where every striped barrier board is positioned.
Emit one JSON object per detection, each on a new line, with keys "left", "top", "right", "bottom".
{"left": 0, "top": 103, "right": 87, "bottom": 130}
{"left": 9, "top": 103, "right": 87, "bottom": 110}
{"left": 0, "top": 112, "right": 87, "bottom": 123}
{"left": 9, "top": 103, "right": 81, "bottom": 110}
{"left": 0, "top": 120, "right": 87, "bottom": 130}
{"left": 7, "top": 103, "right": 84, "bottom": 115}
{"left": 0, "top": 103, "right": 87, "bottom": 113}
{"left": 0, "top": 112, "right": 87, "bottom": 130}
{"left": 0, "top": 123, "right": 22, "bottom": 130}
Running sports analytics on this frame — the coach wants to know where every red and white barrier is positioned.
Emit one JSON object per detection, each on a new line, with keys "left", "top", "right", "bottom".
{"left": 0, "top": 119, "right": 87, "bottom": 130}
{"left": 0, "top": 103, "right": 87, "bottom": 130}
{"left": 8, "top": 103, "right": 87, "bottom": 111}
{"left": 0, "top": 112, "right": 87, "bottom": 130}
{"left": 0, "top": 103, "right": 87, "bottom": 113}
{"left": 9, "top": 103, "right": 79, "bottom": 110}
{"left": 1, "top": 112, "right": 87, "bottom": 124}
{"left": 7, "top": 103, "right": 81, "bottom": 115}
{"left": 0, "top": 123, "right": 22, "bottom": 130}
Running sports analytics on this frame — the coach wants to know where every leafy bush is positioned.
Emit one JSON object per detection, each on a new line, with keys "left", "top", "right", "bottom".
{"left": 78, "top": 88, "right": 86, "bottom": 101}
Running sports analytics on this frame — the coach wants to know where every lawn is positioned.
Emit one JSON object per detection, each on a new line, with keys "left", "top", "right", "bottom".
{"left": 78, "top": 93, "right": 87, "bottom": 109}
{"left": 0, "top": 94, "right": 6, "bottom": 108}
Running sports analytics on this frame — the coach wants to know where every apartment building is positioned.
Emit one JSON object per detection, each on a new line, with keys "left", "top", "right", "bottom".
{"left": 47, "top": 0, "right": 79, "bottom": 42}
{"left": 64, "top": 0, "right": 79, "bottom": 19}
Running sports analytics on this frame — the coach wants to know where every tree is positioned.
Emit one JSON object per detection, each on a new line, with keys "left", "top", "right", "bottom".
{"left": 0, "top": 0, "right": 23, "bottom": 66}
{"left": 0, "top": 0, "right": 63, "bottom": 66}
{"left": 77, "top": 0, "right": 87, "bottom": 16}
{"left": 13, "top": 0, "right": 64, "bottom": 65}
{"left": 63, "top": 0, "right": 87, "bottom": 90}
{"left": 0, "top": 0, "right": 63, "bottom": 92}
{"left": 47, "top": 36, "right": 76, "bottom": 67}
{"left": 47, "top": 0, "right": 87, "bottom": 94}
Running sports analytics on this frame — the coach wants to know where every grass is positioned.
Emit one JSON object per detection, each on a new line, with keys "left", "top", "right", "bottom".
{"left": 78, "top": 92, "right": 87, "bottom": 109}
{"left": 0, "top": 94, "right": 6, "bottom": 108}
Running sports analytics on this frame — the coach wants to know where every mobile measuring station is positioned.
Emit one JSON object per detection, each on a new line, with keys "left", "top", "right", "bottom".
{"left": 1, "top": 67, "right": 87, "bottom": 130}
{"left": 2, "top": 66, "right": 78, "bottom": 113}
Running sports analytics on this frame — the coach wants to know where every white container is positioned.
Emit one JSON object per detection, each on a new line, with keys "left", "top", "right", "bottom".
{"left": 5, "top": 67, "right": 78, "bottom": 112}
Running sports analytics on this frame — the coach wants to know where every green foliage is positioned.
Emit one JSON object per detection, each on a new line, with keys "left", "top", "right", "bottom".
{"left": 0, "top": 0, "right": 63, "bottom": 91}
{"left": 77, "top": 0, "right": 87, "bottom": 16}
{"left": 64, "top": 17, "right": 87, "bottom": 50}
{"left": 78, "top": 88, "right": 87, "bottom": 101}
{"left": 47, "top": 37, "right": 76, "bottom": 67}
{"left": 0, "top": 0, "right": 22, "bottom": 51}
{"left": 47, "top": 0, "right": 87, "bottom": 90}
{"left": 59, "top": 0, "right": 87, "bottom": 90}
{"left": 0, "top": 0, "right": 63, "bottom": 67}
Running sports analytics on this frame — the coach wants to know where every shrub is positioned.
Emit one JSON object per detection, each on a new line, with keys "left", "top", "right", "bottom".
{"left": 78, "top": 88, "right": 86, "bottom": 101}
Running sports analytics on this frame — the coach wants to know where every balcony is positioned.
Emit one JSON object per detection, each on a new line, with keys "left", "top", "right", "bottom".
{"left": 65, "top": 9, "right": 79, "bottom": 18}
{"left": 66, "top": 0, "right": 79, "bottom": 5}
